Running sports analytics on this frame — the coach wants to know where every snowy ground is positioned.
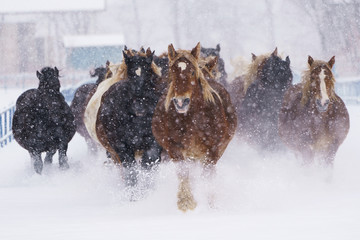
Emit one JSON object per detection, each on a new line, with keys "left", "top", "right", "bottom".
{"left": 1, "top": 89, "right": 360, "bottom": 239}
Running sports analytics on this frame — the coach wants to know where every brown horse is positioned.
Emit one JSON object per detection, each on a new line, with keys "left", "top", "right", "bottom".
{"left": 70, "top": 63, "right": 110, "bottom": 154}
{"left": 152, "top": 43, "right": 237, "bottom": 212}
{"left": 278, "top": 56, "right": 350, "bottom": 166}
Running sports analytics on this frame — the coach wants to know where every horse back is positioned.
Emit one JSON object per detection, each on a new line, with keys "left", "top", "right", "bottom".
{"left": 13, "top": 88, "right": 75, "bottom": 152}
{"left": 70, "top": 83, "right": 97, "bottom": 137}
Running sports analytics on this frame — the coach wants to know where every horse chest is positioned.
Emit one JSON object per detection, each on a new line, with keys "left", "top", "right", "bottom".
{"left": 167, "top": 111, "right": 219, "bottom": 159}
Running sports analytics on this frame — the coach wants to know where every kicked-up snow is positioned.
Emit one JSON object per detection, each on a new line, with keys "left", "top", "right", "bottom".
{"left": 0, "top": 104, "right": 360, "bottom": 240}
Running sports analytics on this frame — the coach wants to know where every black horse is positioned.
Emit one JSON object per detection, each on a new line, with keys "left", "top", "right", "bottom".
{"left": 98, "top": 48, "right": 163, "bottom": 186}
{"left": 201, "top": 44, "right": 228, "bottom": 88}
{"left": 70, "top": 65, "right": 108, "bottom": 153}
{"left": 237, "top": 49, "right": 293, "bottom": 152}
{"left": 12, "top": 67, "right": 76, "bottom": 174}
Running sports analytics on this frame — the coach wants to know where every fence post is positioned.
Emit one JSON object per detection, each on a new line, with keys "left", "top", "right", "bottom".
{"left": 0, "top": 105, "right": 16, "bottom": 148}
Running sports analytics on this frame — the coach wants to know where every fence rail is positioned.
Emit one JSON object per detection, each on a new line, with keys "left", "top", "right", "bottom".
{"left": 0, "top": 105, "right": 16, "bottom": 148}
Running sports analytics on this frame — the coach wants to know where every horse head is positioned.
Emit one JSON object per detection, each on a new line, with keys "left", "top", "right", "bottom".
{"left": 36, "top": 67, "right": 60, "bottom": 92}
{"left": 200, "top": 44, "right": 226, "bottom": 82}
{"left": 303, "top": 55, "right": 336, "bottom": 112}
{"left": 166, "top": 43, "right": 202, "bottom": 114}
{"left": 123, "top": 47, "right": 155, "bottom": 94}
{"left": 165, "top": 43, "right": 220, "bottom": 114}
{"left": 90, "top": 65, "right": 108, "bottom": 85}
{"left": 200, "top": 43, "right": 221, "bottom": 58}
{"left": 200, "top": 56, "right": 219, "bottom": 80}
{"left": 122, "top": 47, "right": 162, "bottom": 118}
{"left": 257, "top": 48, "right": 292, "bottom": 91}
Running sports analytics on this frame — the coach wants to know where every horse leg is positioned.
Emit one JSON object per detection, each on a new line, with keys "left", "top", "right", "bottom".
{"left": 44, "top": 149, "right": 56, "bottom": 165}
{"left": 202, "top": 162, "right": 217, "bottom": 209}
{"left": 176, "top": 161, "right": 197, "bottom": 212}
{"left": 324, "top": 140, "right": 340, "bottom": 168}
{"left": 115, "top": 144, "right": 137, "bottom": 187}
{"left": 301, "top": 147, "right": 315, "bottom": 165}
{"left": 141, "top": 140, "right": 162, "bottom": 170}
{"left": 29, "top": 151, "right": 43, "bottom": 174}
{"left": 58, "top": 144, "right": 70, "bottom": 170}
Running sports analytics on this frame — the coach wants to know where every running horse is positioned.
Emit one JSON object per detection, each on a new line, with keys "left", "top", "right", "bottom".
{"left": 278, "top": 56, "right": 349, "bottom": 166}
{"left": 234, "top": 48, "right": 293, "bottom": 152}
{"left": 70, "top": 63, "right": 109, "bottom": 154}
{"left": 86, "top": 47, "right": 163, "bottom": 187}
{"left": 152, "top": 43, "right": 237, "bottom": 212}
{"left": 12, "top": 67, "right": 76, "bottom": 174}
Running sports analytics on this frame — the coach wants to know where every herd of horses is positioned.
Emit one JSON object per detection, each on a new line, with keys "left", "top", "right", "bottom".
{"left": 11, "top": 42, "right": 350, "bottom": 212}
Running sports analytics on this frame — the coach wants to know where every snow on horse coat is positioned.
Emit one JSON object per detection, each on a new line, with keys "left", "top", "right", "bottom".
{"left": 152, "top": 43, "right": 237, "bottom": 212}
{"left": 278, "top": 56, "right": 349, "bottom": 166}
{"left": 12, "top": 67, "right": 76, "bottom": 174}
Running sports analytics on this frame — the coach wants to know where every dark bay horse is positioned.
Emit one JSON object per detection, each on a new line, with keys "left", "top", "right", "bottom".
{"left": 278, "top": 56, "right": 349, "bottom": 166}
{"left": 201, "top": 43, "right": 228, "bottom": 88}
{"left": 12, "top": 67, "right": 76, "bottom": 174}
{"left": 70, "top": 64, "right": 109, "bottom": 153}
{"left": 152, "top": 43, "right": 237, "bottom": 212}
{"left": 92, "top": 48, "right": 163, "bottom": 187}
{"left": 235, "top": 48, "right": 293, "bottom": 152}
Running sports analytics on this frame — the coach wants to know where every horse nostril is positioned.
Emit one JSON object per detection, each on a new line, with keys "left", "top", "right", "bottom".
{"left": 184, "top": 98, "right": 190, "bottom": 106}
{"left": 324, "top": 99, "right": 330, "bottom": 106}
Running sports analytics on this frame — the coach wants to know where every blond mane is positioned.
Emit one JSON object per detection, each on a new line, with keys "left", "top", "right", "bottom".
{"left": 300, "top": 60, "right": 336, "bottom": 106}
{"left": 165, "top": 50, "right": 222, "bottom": 112}
{"left": 243, "top": 53, "right": 270, "bottom": 94}
{"left": 198, "top": 56, "right": 217, "bottom": 79}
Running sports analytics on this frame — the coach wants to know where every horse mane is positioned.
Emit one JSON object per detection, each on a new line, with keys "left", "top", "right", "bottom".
{"left": 165, "top": 50, "right": 222, "bottom": 111}
{"left": 109, "top": 60, "right": 128, "bottom": 82}
{"left": 199, "top": 56, "right": 218, "bottom": 79}
{"left": 243, "top": 53, "right": 270, "bottom": 94}
{"left": 229, "top": 56, "right": 249, "bottom": 80}
{"left": 300, "top": 60, "right": 337, "bottom": 106}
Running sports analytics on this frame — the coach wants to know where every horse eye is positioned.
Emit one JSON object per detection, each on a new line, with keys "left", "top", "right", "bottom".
{"left": 191, "top": 72, "right": 195, "bottom": 76}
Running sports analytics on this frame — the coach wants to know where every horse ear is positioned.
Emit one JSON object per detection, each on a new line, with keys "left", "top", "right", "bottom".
{"left": 328, "top": 56, "right": 335, "bottom": 68}
{"left": 36, "top": 70, "right": 43, "bottom": 80}
{"left": 146, "top": 49, "right": 154, "bottom": 62}
{"left": 271, "top": 47, "right": 278, "bottom": 57}
{"left": 191, "top": 42, "right": 201, "bottom": 60}
{"left": 123, "top": 50, "right": 130, "bottom": 63}
{"left": 168, "top": 44, "right": 177, "bottom": 60}
{"left": 286, "top": 56, "right": 290, "bottom": 65}
{"left": 146, "top": 47, "right": 152, "bottom": 56}
{"left": 54, "top": 67, "right": 59, "bottom": 77}
{"left": 308, "top": 55, "right": 314, "bottom": 66}
{"left": 206, "top": 56, "right": 218, "bottom": 72}
{"left": 140, "top": 46, "right": 145, "bottom": 53}
{"left": 216, "top": 44, "right": 220, "bottom": 52}
{"left": 106, "top": 60, "right": 110, "bottom": 67}
{"left": 124, "top": 45, "right": 128, "bottom": 51}
{"left": 251, "top": 53, "right": 257, "bottom": 61}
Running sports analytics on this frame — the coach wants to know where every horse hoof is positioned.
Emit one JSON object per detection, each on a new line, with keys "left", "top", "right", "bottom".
{"left": 59, "top": 162, "right": 70, "bottom": 170}
{"left": 34, "top": 160, "right": 43, "bottom": 174}
{"left": 177, "top": 197, "right": 197, "bottom": 212}
{"left": 44, "top": 159, "right": 52, "bottom": 165}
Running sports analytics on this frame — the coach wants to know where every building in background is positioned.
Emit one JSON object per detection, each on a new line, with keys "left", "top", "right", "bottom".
{"left": 0, "top": 0, "right": 125, "bottom": 86}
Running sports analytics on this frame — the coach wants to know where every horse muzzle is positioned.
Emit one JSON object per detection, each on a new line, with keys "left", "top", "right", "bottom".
{"left": 173, "top": 97, "right": 190, "bottom": 114}
{"left": 316, "top": 99, "right": 330, "bottom": 112}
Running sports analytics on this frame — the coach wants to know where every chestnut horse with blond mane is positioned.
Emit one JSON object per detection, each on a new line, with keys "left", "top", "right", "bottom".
{"left": 152, "top": 43, "right": 237, "bottom": 212}
{"left": 278, "top": 56, "right": 349, "bottom": 166}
